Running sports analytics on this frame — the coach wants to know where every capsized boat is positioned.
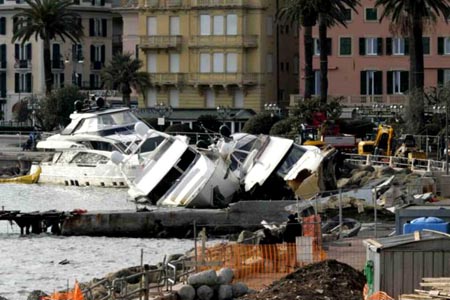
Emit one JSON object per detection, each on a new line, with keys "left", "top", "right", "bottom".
{"left": 31, "top": 98, "right": 163, "bottom": 187}
{"left": 0, "top": 166, "right": 41, "bottom": 184}
{"left": 111, "top": 122, "right": 240, "bottom": 208}
{"left": 223, "top": 133, "right": 338, "bottom": 199}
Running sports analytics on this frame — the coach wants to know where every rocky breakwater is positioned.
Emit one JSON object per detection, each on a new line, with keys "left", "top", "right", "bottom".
{"left": 177, "top": 268, "right": 250, "bottom": 300}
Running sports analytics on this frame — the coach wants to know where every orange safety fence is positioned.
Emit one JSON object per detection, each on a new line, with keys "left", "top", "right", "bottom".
{"left": 363, "top": 284, "right": 394, "bottom": 300}
{"left": 41, "top": 281, "right": 84, "bottom": 300}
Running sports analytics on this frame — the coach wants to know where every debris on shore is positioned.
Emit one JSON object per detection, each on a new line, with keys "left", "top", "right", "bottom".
{"left": 238, "top": 259, "right": 366, "bottom": 300}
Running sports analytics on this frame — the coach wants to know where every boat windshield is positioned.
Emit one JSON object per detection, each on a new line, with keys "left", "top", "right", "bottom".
{"left": 229, "top": 135, "right": 265, "bottom": 171}
{"left": 115, "top": 136, "right": 165, "bottom": 155}
{"left": 63, "top": 111, "right": 140, "bottom": 135}
{"left": 275, "top": 144, "right": 308, "bottom": 177}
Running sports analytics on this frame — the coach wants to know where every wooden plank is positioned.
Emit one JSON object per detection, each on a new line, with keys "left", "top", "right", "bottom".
{"left": 399, "top": 294, "right": 434, "bottom": 300}
{"left": 420, "top": 283, "right": 450, "bottom": 288}
{"left": 423, "top": 278, "right": 450, "bottom": 283}
{"left": 365, "top": 238, "right": 383, "bottom": 248}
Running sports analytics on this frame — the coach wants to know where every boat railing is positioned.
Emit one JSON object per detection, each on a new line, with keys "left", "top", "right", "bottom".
{"left": 166, "top": 131, "right": 222, "bottom": 145}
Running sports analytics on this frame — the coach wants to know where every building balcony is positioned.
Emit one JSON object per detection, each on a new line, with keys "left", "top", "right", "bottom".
{"left": 140, "top": 35, "right": 182, "bottom": 50}
{"left": 14, "top": 59, "right": 31, "bottom": 69}
{"left": 188, "top": 72, "right": 260, "bottom": 86}
{"left": 90, "top": 61, "right": 104, "bottom": 70}
{"left": 191, "top": 0, "right": 267, "bottom": 8}
{"left": 150, "top": 73, "right": 186, "bottom": 86}
{"left": 289, "top": 94, "right": 408, "bottom": 108}
{"left": 139, "top": 0, "right": 182, "bottom": 8}
{"left": 51, "top": 60, "right": 65, "bottom": 70}
{"left": 189, "top": 35, "right": 258, "bottom": 48}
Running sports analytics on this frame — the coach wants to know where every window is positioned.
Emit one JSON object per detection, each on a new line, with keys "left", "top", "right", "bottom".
{"left": 213, "top": 15, "right": 224, "bottom": 35}
{"left": 365, "top": 37, "right": 378, "bottom": 55}
{"left": 360, "top": 70, "right": 382, "bottom": 95}
{"left": 365, "top": 8, "right": 377, "bottom": 21}
{"left": 339, "top": 37, "right": 352, "bottom": 55}
{"left": 147, "top": 52, "right": 157, "bottom": 73}
{"left": 0, "top": 44, "right": 5, "bottom": 69}
{"left": 200, "top": 15, "right": 211, "bottom": 36}
{"left": 266, "top": 54, "right": 273, "bottom": 73}
{"left": 387, "top": 71, "right": 408, "bottom": 94}
{"left": 170, "top": 16, "right": 180, "bottom": 35}
{"left": 314, "top": 38, "right": 332, "bottom": 56}
{"left": 313, "top": 71, "right": 321, "bottom": 95}
{"left": 53, "top": 73, "right": 64, "bottom": 89}
{"left": 213, "top": 53, "right": 224, "bottom": 73}
{"left": 91, "top": 0, "right": 105, "bottom": 5}
{"left": 0, "top": 17, "right": 5, "bottom": 35}
{"left": 169, "top": 88, "right": 179, "bottom": 108}
{"left": 72, "top": 44, "right": 83, "bottom": 62}
{"left": 90, "top": 73, "right": 102, "bottom": 89}
{"left": 392, "top": 38, "right": 405, "bottom": 55}
{"left": 15, "top": 72, "right": 32, "bottom": 92}
{"left": 89, "top": 18, "right": 107, "bottom": 37}
{"left": 15, "top": 43, "right": 32, "bottom": 62}
{"left": 205, "top": 89, "right": 215, "bottom": 108}
{"left": 200, "top": 53, "right": 211, "bottom": 73}
{"left": 438, "top": 69, "right": 450, "bottom": 85}
{"left": 423, "top": 37, "right": 430, "bottom": 55}
{"left": 147, "top": 16, "right": 157, "bottom": 36}
{"left": 226, "top": 53, "right": 237, "bottom": 73}
{"left": 226, "top": 14, "right": 237, "bottom": 35}
{"left": 266, "top": 16, "right": 273, "bottom": 36}
{"left": 169, "top": 53, "right": 180, "bottom": 73}
{"left": 343, "top": 8, "right": 352, "bottom": 21}
{"left": 0, "top": 71, "right": 6, "bottom": 98}
{"left": 90, "top": 45, "right": 105, "bottom": 69}
{"left": 438, "top": 37, "right": 450, "bottom": 55}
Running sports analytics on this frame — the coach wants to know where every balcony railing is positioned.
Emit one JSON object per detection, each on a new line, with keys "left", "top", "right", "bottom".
{"left": 150, "top": 73, "right": 186, "bottom": 85}
{"left": 189, "top": 35, "right": 258, "bottom": 48}
{"left": 140, "top": 35, "right": 182, "bottom": 50}
{"left": 188, "top": 73, "right": 260, "bottom": 86}
{"left": 51, "top": 60, "right": 65, "bottom": 70}
{"left": 14, "top": 59, "right": 31, "bottom": 69}
{"left": 90, "top": 61, "right": 104, "bottom": 70}
{"left": 79, "top": 81, "right": 103, "bottom": 90}
{"left": 289, "top": 94, "right": 409, "bottom": 107}
{"left": 191, "top": 0, "right": 267, "bottom": 8}
{"left": 139, "top": 0, "right": 182, "bottom": 8}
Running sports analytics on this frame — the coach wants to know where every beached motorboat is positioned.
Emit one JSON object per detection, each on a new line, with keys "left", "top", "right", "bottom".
{"left": 111, "top": 122, "right": 240, "bottom": 208}
{"left": 223, "top": 133, "right": 338, "bottom": 199}
{"left": 30, "top": 99, "right": 163, "bottom": 187}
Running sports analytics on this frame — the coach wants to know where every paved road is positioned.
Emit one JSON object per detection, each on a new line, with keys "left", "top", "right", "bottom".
{"left": 0, "top": 134, "right": 28, "bottom": 152}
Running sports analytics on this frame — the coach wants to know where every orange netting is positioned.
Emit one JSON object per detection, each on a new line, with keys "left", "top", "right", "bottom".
{"left": 363, "top": 285, "right": 394, "bottom": 300}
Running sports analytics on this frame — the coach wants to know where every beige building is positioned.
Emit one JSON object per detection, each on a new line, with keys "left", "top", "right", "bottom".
{"left": 117, "top": 0, "right": 298, "bottom": 113}
{"left": 0, "top": 0, "right": 117, "bottom": 121}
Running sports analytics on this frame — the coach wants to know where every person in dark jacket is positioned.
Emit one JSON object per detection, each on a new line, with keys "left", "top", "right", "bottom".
{"left": 260, "top": 228, "right": 279, "bottom": 272}
{"left": 283, "top": 214, "right": 303, "bottom": 270}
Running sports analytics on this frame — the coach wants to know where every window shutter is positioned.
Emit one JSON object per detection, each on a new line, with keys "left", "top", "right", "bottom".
{"left": 377, "top": 38, "right": 383, "bottom": 55}
{"left": 0, "top": 44, "right": 5, "bottom": 68}
{"left": 60, "top": 73, "right": 65, "bottom": 88}
{"left": 102, "top": 19, "right": 107, "bottom": 37}
{"left": 387, "top": 71, "right": 393, "bottom": 94}
{"left": 90, "top": 74, "right": 95, "bottom": 89}
{"left": 101, "top": 0, "right": 105, "bottom": 5}
{"left": 14, "top": 44, "right": 19, "bottom": 60}
{"left": 91, "top": 0, "right": 94, "bottom": 5}
{"left": 385, "top": 38, "right": 392, "bottom": 55}
{"left": 78, "top": 73, "right": 82, "bottom": 87}
{"left": 14, "top": 73, "right": 19, "bottom": 92}
{"left": 404, "top": 38, "right": 409, "bottom": 55}
{"left": 401, "top": 71, "right": 409, "bottom": 92}
{"left": 26, "top": 73, "right": 32, "bottom": 92}
{"left": 438, "top": 69, "right": 444, "bottom": 85}
{"left": 13, "top": 17, "right": 17, "bottom": 34}
{"left": 26, "top": 44, "right": 32, "bottom": 60}
{"left": 360, "top": 71, "right": 367, "bottom": 94}
{"left": 101, "top": 45, "right": 105, "bottom": 63}
{"left": 438, "top": 37, "right": 444, "bottom": 55}
{"left": 0, "top": 17, "right": 5, "bottom": 35}
{"left": 72, "top": 44, "right": 76, "bottom": 61}
{"left": 90, "top": 45, "right": 95, "bottom": 62}
{"left": 359, "top": 38, "right": 365, "bottom": 55}
{"left": 0, "top": 72, "right": 5, "bottom": 98}
{"left": 89, "top": 19, "right": 94, "bottom": 36}
{"left": 423, "top": 37, "right": 430, "bottom": 55}
{"left": 374, "top": 71, "right": 382, "bottom": 94}
{"left": 327, "top": 38, "right": 332, "bottom": 55}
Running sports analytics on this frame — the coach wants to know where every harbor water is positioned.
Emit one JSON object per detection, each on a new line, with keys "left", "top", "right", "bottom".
{"left": 0, "top": 184, "right": 197, "bottom": 300}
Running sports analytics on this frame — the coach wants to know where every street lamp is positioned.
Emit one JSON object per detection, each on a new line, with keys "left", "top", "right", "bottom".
{"left": 155, "top": 102, "right": 173, "bottom": 130}
{"left": 433, "top": 105, "right": 449, "bottom": 175}
{"left": 264, "top": 103, "right": 281, "bottom": 117}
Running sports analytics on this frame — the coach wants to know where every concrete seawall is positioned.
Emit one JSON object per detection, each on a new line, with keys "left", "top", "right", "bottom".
{"left": 62, "top": 201, "right": 298, "bottom": 238}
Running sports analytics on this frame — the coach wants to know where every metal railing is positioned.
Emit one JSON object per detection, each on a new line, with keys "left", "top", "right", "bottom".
{"left": 189, "top": 35, "right": 258, "bottom": 48}
{"left": 188, "top": 72, "right": 261, "bottom": 85}
{"left": 289, "top": 94, "right": 408, "bottom": 107}
{"left": 139, "top": 35, "right": 182, "bottom": 49}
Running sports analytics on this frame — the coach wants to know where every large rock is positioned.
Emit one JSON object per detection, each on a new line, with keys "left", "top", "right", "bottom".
{"left": 27, "top": 290, "right": 47, "bottom": 300}
{"left": 187, "top": 270, "right": 217, "bottom": 286}
{"left": 177, "top": 285, "right": 196, "bottom": 300}
{"left": 196, "top": 285, "right": 214, "bottom": 300}
{"left": 237, "top": 230, "right": 256, "bottom": 244}
{"left": 217, "top": 268, "right": 234, "bottom": 285}
{"left": 232, "top": 282, "right": 249, "bottom": 297}
{"left": 218, "top": 285, "right": 233, "bottom": 300}
{"left": 0, "top": 296, "right": 8, "bottom": 300}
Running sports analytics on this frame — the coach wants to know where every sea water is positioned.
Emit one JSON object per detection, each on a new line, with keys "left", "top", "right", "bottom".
{"left": 0, "top": 184, "right": 196, "bottom": 300}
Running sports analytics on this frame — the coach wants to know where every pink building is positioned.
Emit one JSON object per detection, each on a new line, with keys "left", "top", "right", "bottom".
{"left": 298, "top": 0, "right": 450, "bottom": 109}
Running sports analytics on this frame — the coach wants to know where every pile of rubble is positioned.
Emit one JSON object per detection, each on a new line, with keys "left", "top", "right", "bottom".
{"left": 239, "top": 259, "right": 366, "bottom": 300}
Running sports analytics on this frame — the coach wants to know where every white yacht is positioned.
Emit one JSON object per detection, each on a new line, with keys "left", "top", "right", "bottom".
{"left": 30, "top": 99, "right": 163, "bottom": 187}
{"left": 111, "top": 122, "right": 241, "bottom": 208}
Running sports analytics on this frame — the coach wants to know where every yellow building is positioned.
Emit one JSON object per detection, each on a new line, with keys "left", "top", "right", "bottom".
{"left": 118, "top": 0, "right": 298, "bottom": 113}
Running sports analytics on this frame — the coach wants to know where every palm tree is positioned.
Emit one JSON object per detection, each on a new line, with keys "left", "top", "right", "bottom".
{"left": 101, "top": 53, "right": 151, "bottom": 108}
{"left": 317, "top": 0, "right": 360, "bottom": 104}
{"left": 277, "top": 0, "right": 359, "bottom": 103}
{"left": 277, "top": 0, "right": 318, "bottom": 100}
{"left": 12, "top": 0, "right": 83, "bottom": 95}
{"left": 375, "top": 0, "right": 450, "bottom": 133}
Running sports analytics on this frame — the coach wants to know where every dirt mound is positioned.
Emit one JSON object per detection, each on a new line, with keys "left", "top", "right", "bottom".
{"left": 240, "top": 260, "right": 366, "bottom": 300}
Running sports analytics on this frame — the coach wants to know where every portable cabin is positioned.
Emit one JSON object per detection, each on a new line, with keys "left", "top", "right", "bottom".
{"left": 364, "top": 230, "right": 450, "bottom": 299}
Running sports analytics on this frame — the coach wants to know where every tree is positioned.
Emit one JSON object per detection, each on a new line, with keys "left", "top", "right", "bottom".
{"left": 277, "top": 0, "right": 359, "bottom": 103}
{"left": 12, "top": 0, "right": 83, "bottom": 95}
{"left": 241, "top": 112, "right": 281, "bottom": 134}
{"left": 375, "top": 0, "right": 450, "bottom": 133}
{"left": 101, "top": 53, "right": 151, "bottom": 108}
{"left": 37, "top": 85, "right": 85, "bottom": 131}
